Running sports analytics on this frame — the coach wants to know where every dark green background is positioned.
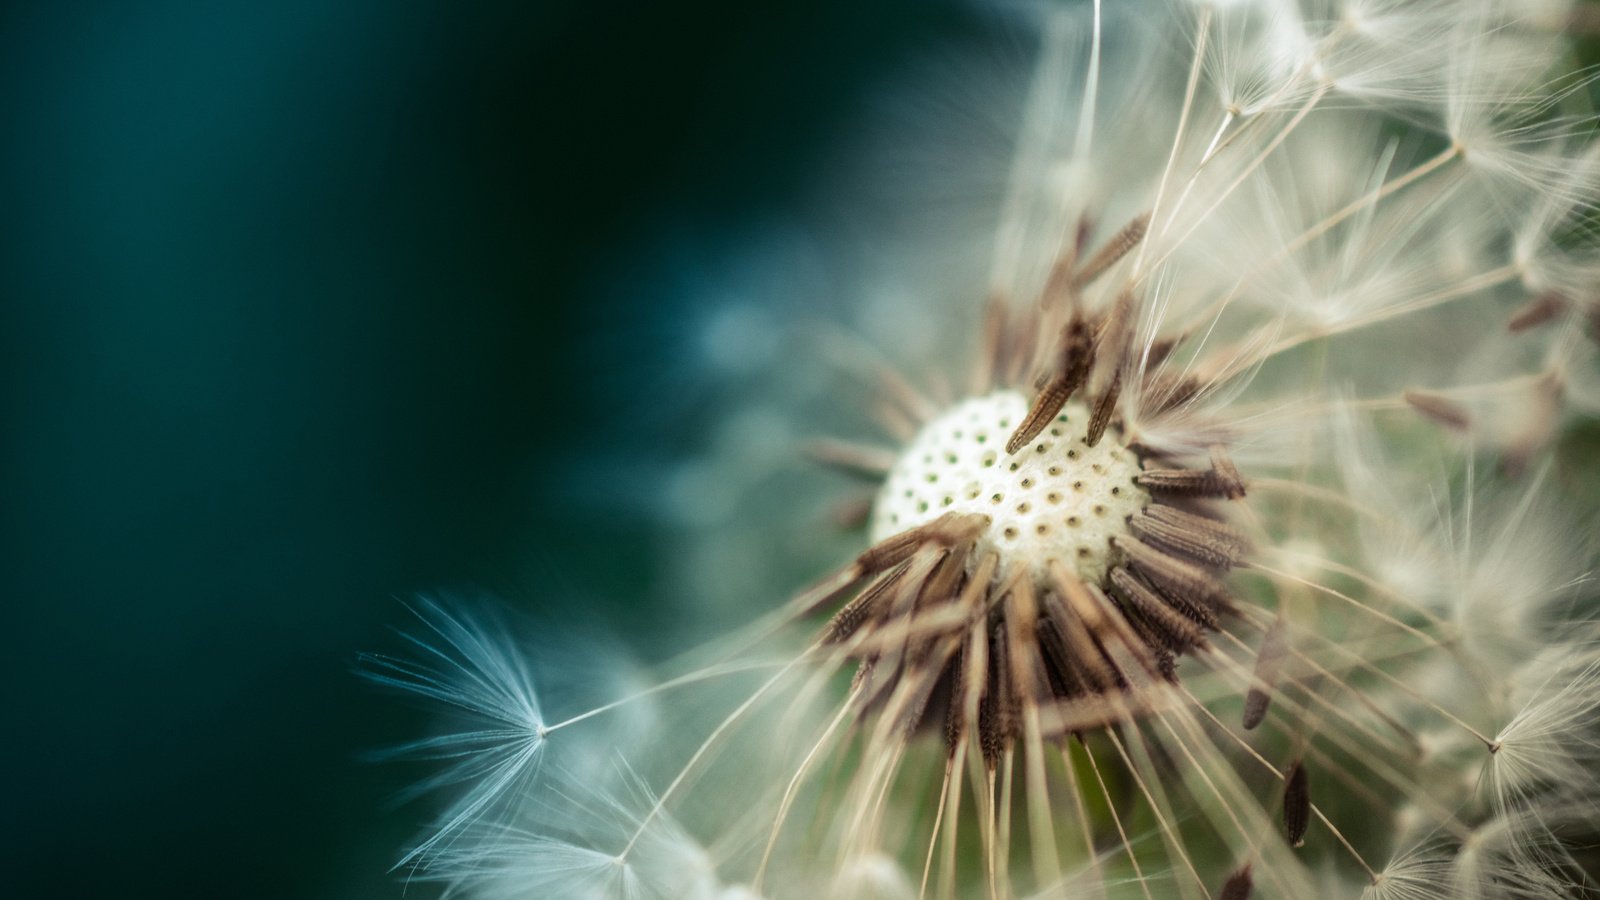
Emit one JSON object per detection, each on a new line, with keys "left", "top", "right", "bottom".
{"left": 2, "top": 3, "right": 963, "bottom": 897}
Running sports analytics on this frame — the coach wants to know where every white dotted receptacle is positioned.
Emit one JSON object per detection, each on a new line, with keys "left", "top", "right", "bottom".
{"left": 869, "top": 391, "right": 1149, "bottom": 583}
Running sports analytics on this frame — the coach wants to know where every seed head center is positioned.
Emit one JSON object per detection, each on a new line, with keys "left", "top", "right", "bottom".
{"left": 870, "top": 391, "right": 1149, "bottom": 583}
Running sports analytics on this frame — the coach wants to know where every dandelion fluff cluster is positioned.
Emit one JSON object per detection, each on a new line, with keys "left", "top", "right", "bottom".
{"left": 366, "top": 1, "right": 1600, "bottom": 897}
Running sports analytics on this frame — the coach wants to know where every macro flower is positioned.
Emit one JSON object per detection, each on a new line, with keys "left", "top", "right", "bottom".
{"left": 366, "top": 1, "right": 1600, "bottom": 898}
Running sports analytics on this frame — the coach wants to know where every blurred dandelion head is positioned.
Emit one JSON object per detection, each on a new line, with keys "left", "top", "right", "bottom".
{"left": 366, "top": 1, "right": 1600, "bottom": 898}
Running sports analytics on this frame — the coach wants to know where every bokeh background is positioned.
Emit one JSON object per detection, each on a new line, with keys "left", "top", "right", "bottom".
{"left": 1, "top": 2, "right": 964, "bottom": 896}
{"left": 12, "top": 4, "right": 1600, "bottom": 899}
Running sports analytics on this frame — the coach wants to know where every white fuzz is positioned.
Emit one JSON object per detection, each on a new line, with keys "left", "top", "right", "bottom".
{"left": 1450, "top": 803, "right": 1597, "bottom": 900}
{"left": 1491, "top": 648, "right": 1600, "bottom": 807}
{"left": 359, "top": 599, "right": 548, "bottom": 868}
{"left": 833, "top": 853, "right": 915, "bottom": 900}
{"left": 413, "top": 773, "right": 723, "bottom": 900}
{"left": 870, "top": 392, "right": 1147, "bottom": 581}
{"left": 1363, "top": 845, "right": 1456, "bottom": 900}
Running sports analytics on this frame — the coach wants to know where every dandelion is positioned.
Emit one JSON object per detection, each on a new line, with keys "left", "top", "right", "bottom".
{"left": 367, "top": 1, "right": 1600, "bottom": 897}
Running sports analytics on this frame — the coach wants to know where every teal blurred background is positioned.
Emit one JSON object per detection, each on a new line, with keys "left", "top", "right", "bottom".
{"left": 1, "top": 2, "right": 948, "bottom": 896}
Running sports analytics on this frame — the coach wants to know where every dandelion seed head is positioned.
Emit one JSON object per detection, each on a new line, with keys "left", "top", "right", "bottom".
{"left": 870, "top": 392, "right": 1148, "bottom": 583}
{"left": 369, "top": 2, "right": 1600, "bottom": 897}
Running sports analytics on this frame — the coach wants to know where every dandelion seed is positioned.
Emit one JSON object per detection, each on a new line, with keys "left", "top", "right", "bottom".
{"left": 1281, "top": 760, "right": 1309, "bottom": 848}
{"left": 358, "top": 598, "right": 549, "bottom": 868}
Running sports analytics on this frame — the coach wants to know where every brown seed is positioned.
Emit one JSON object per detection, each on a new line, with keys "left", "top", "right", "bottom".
{"left": 979, "top": 626, "right": 1012, "bottom": 768}
{"left": 1086, "top": 369, "right": 1124, "bottom": 447}
{"left": 1208, "top": 445, "right": 1247, "bottom": 499}
{"left": 1137, "top": 446, "right": 1246, "bottom": 499}
{"left": 946, "top": 614, "right": 991, "bottom": 756}
{"left": 1006, "top": 315, "right": 1095, "bottom": 453}
{"left": 1143, "top": 372, "right": 1203, "bottom": 413}
{"left": 1088, "top": 287, "right": 1136, "bottom": 399}
{"left": 823, "top": 563, "right": 910, "bottom": 644}
{"left": 1244, "top": 610, "right": 1291, "bottom": 730}
{"left": 856, "top": 512, "right": 986, "bottom": 574}
{"left": 1114, "top": 536, "right": 1228, "bottom": 620}
{"left": 890, "top": 648, "right": 959, "bottom": 740}
{"left": 1037, "top": 618, "right": 1087, "bottom": 701}
{"left": 1507, "top": 290, "right": 1566, "bottom": 332}
{"left": 971, "top": 291, "right": 1008, "bottom": 395}
{"left": 1109, "top": 567, "right": 1207, "bottom": 652}
{"left": 1402, "top": 390, "right": 1471, "bottom": 432}
{"left": 1004, "top": 580, "right": 1051, "bottom": 703}
{"left": 1040, "top": 577, "right": 1124, "bottom": 691}
{"left": 1219, "top": 864, "right": 1253, "bottom": 900}
{"left": 1070, "top": 212, "right": 1150, "bottom": 291}
{"left": 1130, "top": 506, "right": 1248, "bottom": 569}
{"left": 804, "top": 438, "right": 899, "bottom": 478}
{"left": 944, "top": 641, "right": 969, "bottom": 755}
{"left": 1284, "top": 760, "right": 1311, "bottom": 848}
{"left": 1007, "top": 376, "right": 1079, "bottom": 455}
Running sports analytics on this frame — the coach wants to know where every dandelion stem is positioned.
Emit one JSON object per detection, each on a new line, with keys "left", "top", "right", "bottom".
{"left": 1106, "top": 725, "right": 1213, "bottom": 900}
{"left": 1293, "top": 144, "right": 1460, "bottom": 258}
{"left": 620, "top": 658, "right": 803, "bottom": 861}
{"left": 1131, "top": 4, "right": 1212, "bottom": 281}
{"left": 1247, "top": 563, "right": 1445, "bottom": 652}
{"left": 1248, "top": 605, "right": 1500, "bottom": 750}
{"left": 543, "top": 659, "right": 788, "bottom": 734}
{"left": 1072, "top": 0, "right": 1103, "bottom": 164}
{"left": 1082, "top": 739, "right": 1156, "bottom": 900}
{"left": 1202, "top": 637, "right": 1474, "bottom": 840}
{"left": 1250, "top": 263, "right": 1523, "bottom": 365}
{"left": 1057, "top": 741, "right": 1107, "bottom": 897}
{"left": 1021, "top": 709, "right": 1062, "bottom": 890}
{"left": 754, "top": 687, "right": 859, "bottom": 891}
{"left": 1179, "top": 684, "right": 1381, "bottom": 882}
{"left": 1142, "top": 80, "right": 1331, "bottom": 285}
{"left": 918, "top": 753, "right": 955, "bottom": 900}
{"left": 997, "top": 749, "right": 1016, "bottom": 897}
